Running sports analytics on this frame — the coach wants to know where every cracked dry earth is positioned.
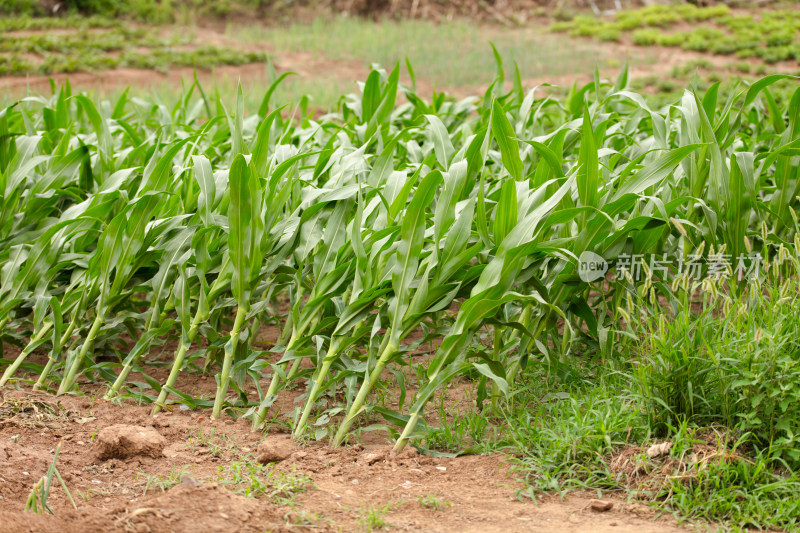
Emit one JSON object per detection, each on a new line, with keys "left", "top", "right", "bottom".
{"left": 0, "top": 388, "right": 694, "bottom": 533}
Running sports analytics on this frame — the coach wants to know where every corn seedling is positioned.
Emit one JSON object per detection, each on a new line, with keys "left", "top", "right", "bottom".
{"left": 24, "top": 443, "right": 76, "bottom": 514}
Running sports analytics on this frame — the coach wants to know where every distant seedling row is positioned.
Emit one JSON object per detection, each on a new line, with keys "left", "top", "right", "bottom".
{"left": 553, "top": 4, "right": 800, "bottom": 65}
{"left": 0, "top": 15, "right": 266, "bottom": 76}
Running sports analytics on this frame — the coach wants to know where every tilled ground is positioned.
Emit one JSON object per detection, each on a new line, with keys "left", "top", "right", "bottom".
{"left": 0, "top": 386, "right": 695, "bottom": 533}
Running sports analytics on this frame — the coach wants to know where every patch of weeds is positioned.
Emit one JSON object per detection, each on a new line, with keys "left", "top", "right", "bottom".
{"left": 0, "top": 54, "right": 34, "bottom": 76}
{"left": 135, "top": 465, "right": 193, "bottom": 496}
{"left": 355, "top": 502, "right": 396, "bottom": 532}
{"left": 626, "top": 264, "right": 800, "bottom": 467}
{"left": 664, "top": 451, "right": 800, "bottom": 531}
{"left": 500, "top": 364, "right": 648, "bottom": 498}
{"left": 606, "top": 421, "right": 800, "bottom": 531}
{"left": 0, "top": 15, "right": 118, "bottom": 32}
{"left": 632, "top": 74, "right": 659, "bottom": 91}
{"left": 231, "top": 17, "right": 611, "bottom": 89}
{"left": 422, "top": 389, "right": 494, "bottom": 454}
{"left": 185, "top": 427, "right": 237, "bottom": 458}
{"left": 418, "top": 493, "right": 451, "bottom": 511}
{"left": 602, "top": 250, "right": 800, "bottom": 530}
{"left": 217, "top": 458, "right": 311, "bottom": 505}
{"left": 596, "top": 27, "right": 620, "bottom": 42}
{"left": 657, "top": 80, "right": 676, "bottom": 94}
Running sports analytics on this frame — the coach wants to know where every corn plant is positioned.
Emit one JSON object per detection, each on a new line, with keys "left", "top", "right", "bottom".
{"left": 0, "top": 60, "right": 798, "bottom": 452}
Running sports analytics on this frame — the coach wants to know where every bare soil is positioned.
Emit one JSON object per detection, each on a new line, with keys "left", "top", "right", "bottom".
{"left": 0, "top": 387, "right": 696, "bottom": 532}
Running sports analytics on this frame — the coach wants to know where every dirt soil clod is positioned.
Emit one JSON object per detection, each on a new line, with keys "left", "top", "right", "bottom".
{"left": 256, "top": 435, "right": 295, "bottom": 464}
{"left": 591, "top": 499, "right": 615, "bottom": 512}
{"left": 95, "top": 424, "right": 166, "bottom": 460}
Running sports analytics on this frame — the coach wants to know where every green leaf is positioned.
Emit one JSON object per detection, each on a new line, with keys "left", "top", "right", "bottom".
{"left": 493, "top": 179, "right": 518, "bottom": 245}
{"left": 228, "top": 154, "right": 256, "bottom": 310}
{"left": 491, "top": 100, "right": 523, "bottom": 181}
{"left": 613, "top": 144, "right": 704, "bottom": 200}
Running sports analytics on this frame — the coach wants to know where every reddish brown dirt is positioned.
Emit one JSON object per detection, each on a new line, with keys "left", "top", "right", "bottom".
{"left": 0, "top": 386, "right": 696, "bottom": 533}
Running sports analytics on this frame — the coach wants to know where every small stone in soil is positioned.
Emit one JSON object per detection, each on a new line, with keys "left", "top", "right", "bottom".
{"left": 256, "top": 435, "right": 294, "bottom": 464}
{"left": 590, "top": 499, "right": 614, "bottom": 512}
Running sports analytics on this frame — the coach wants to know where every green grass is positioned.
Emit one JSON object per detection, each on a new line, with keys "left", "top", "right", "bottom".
{"left": 217, "top": 459, "right": 311, "bottom": 504}
{"left": 185, "top": 427, "right": 239, "bottom": 457}
{"left": 228, "top": 17, "right": 625, "bottom": 89}
{"left": 135, "top": 465, "right": 193, "bottom": 496}
{"left": 355, "top": 502, "right": 395, "bottom": 531}
{"left": 665, "top": 452, "right": 800, "bottom": 531}
{"left": 418, "top": 493, "right": 451, "bottom": 511}
{"left": 494, "top": 285, "right": 800, "bottom": 531}
{"left": 625, "top": 252, "right": 800, "bottom": 467}
{"left": 501, "top": 368, "right": 648, "bottom": 497}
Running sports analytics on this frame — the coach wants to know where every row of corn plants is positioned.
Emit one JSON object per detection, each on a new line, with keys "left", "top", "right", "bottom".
{"left": 0, "top": 63, "right": 798, "bottom": 451}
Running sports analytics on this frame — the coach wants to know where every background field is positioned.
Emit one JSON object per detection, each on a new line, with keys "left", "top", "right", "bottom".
{"left": 2, "top": 1, "right": 800, "bottom": 532}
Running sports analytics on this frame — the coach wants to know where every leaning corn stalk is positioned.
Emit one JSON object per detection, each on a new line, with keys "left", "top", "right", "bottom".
{"left": 0, "top": 65, "right": 798, "bottom": 453}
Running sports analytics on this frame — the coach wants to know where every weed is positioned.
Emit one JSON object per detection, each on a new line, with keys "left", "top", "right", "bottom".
{"left": 185, "top": 428, "right": 237, "bottom": 458}
{"left": 217, "top": 458, "right": 311, "bottom": 505}
{"left": 135, "top": 465, "right": 193, "bottom": 496}
{"left": 418, "top": 493, "right": 451, "bottom": 511}
{"left": 355, "top": 502, "right": 396, "bottom": 531}
{"left": 664, "top": 451, "right": 800, "bottom": 531}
